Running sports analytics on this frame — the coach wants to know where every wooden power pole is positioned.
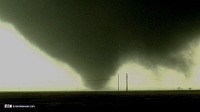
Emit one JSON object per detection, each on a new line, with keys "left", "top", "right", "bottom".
{"left": 118, "top": 74, "right": 119, "bottom": 91}
{"left": 126, "top": 73, "right": 128, "bottom": 91}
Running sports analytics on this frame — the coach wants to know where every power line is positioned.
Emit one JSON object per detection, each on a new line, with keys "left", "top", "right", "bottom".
{"left": 82, "top": 78, "right": 112, "bottom": 82}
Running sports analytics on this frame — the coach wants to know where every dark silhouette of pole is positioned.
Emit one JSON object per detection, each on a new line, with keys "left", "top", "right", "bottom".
{"left": 126, "top": 73, "right": 128, "bottom": 91}
{"left": 118, "top": 74, "right": 119, "bottom": 91}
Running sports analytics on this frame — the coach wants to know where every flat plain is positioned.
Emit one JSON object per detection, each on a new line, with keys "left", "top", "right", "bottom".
{"left": 0, "top": 90, "right": 200, "bottom": 111}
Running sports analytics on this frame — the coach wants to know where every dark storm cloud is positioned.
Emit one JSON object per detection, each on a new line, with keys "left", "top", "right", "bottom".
{"left": 0, "top": 0, "right": 200, "bottom": 89}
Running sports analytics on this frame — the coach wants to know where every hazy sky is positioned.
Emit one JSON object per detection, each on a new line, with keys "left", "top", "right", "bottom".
{"left": 0, "top": 20, "right": 85, "bottom": 91}
{"left": 1, "top": 0, "right": 200, "bottom": 90}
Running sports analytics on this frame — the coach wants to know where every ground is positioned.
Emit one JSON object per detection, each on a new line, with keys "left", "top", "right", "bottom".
{"left": 0, "top": 90, "right": 199, "bottom": 111}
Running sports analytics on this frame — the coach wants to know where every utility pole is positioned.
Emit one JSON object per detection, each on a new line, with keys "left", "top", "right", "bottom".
{"left": 118, "top": 74, "right": 119, "bottom": 91}
{"left": 126, "top": 73, "right": 128, "bottom": 91}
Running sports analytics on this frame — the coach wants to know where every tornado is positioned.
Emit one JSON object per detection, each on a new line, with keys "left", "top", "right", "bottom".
{"left": 0, "top": 0, "right": 200, "bottom": 89}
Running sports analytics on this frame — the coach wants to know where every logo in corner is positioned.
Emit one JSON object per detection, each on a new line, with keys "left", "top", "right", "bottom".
{"left": 4, "top": 104, "right": 13, "bottom": 108}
